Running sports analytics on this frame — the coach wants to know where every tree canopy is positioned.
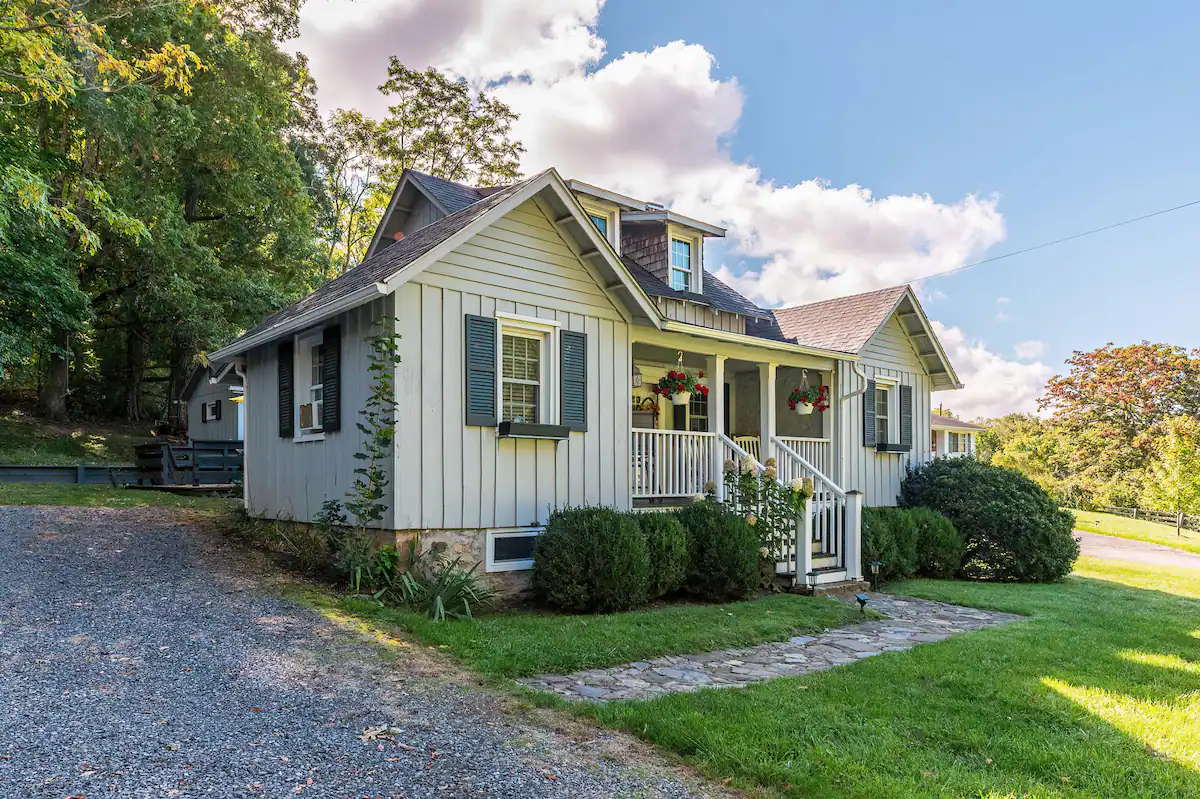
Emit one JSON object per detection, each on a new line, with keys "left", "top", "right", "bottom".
{"left": 1, "top": 0, "right": 525, "bottom": 425}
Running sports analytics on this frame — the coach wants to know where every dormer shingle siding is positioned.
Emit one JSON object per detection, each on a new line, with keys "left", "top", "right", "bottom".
{"left": 620, "top": 223, "right": 670, "bottom": 283}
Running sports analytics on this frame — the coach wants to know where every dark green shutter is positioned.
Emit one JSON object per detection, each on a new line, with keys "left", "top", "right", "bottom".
{"left": 899, "top": 384, "right": 913, "bottom": 451}
{"left": 862, "top": 379, "right": 876, "bottom": 448}
{"left": 321, "top": 325, "right": 341, "bottom": 433}
{"left": 212, "top": 399, "right": 221, "bottom": 421}
{"left": 560, "top": 330, "right": 587, "bottom": 432}
{"left": 278, "top": 340, "right": 294, "bottom": 438}
{"left": 201, "top": 402, "right": 208, "bottom": 423}
{"left": 464, "top": 314, "right": 497, "bottom": 427}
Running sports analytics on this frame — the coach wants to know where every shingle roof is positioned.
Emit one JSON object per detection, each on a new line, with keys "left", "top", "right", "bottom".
{"left": 408, "top": 170, "right": 484, "bottom": 213}
{"left": 226, "top": 175, "right": 538, "bottom": 350}
{"left": 930, "top": 414, "right": 987, "bottom": 431}
{"left": 620, "top": 257, "right": 768, "bottom": 319}
{"left": 769, "top": 285, "right": 910, "bottom": 354}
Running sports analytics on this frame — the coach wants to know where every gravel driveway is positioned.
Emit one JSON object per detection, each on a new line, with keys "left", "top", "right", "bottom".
{"left": 0, "top": 506, "right": 719, "bottom": 798}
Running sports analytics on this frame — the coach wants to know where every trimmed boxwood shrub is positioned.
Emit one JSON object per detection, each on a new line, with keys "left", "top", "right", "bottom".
{"left": 637, "top": 511, "right": 690, "bottom": 599}
{"left": 900, "top": 457, "right": 1078, "bottom": 582}
{"left": 532, "top": 507, "right": 650, "bottom": 612}
{"left": 862, "top": 507, "right": 919, "bottom": 581}
{"left": 675, "top": 500, "right": 759, "bottom": 601}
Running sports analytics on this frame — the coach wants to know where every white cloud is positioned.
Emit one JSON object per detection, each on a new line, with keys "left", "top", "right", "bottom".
{"left": 296, "top": 2, "right": 1041, "bottom": 418}
{"left": 1014, "top": 340, "right": 1047, "bottom": 360}
{"left": 934, "top": 322, "right": 1051, "bottom": 419}
{"left": 296, "top": 0, "right": 604, "bottom": 117}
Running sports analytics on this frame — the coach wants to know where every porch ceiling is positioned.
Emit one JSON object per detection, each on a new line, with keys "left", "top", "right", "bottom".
{"left": 632, "top": 326, "right": 837, "bottom": 371}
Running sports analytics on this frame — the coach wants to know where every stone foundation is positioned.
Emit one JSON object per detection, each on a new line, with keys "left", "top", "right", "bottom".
{"left": 391, "top": 528, "right": 533, "bottom": 599}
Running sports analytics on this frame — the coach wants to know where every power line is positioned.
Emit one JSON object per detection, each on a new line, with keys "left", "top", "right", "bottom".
{"left": 914, "top": 197, "right": 1200, "bottom": 282}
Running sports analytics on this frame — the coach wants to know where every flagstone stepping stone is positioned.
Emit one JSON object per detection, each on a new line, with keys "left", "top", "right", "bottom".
{"left": 518, "top": 593, "right": 1022, "bottom": 703}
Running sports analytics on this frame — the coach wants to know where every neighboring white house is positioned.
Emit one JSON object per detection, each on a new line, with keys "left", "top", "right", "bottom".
{"left": 207, "top": 168, "right": 965, "bottom": 590}
{"left": 930, "top": 414, "right": 986, "bottom": 458}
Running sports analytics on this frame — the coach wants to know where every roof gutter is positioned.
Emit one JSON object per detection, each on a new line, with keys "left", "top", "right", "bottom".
{"left": 208, "top": 282, "right": 388, "bottom": 363}
{"left": 660, "top": 319, "right": 857, "bottom": 361}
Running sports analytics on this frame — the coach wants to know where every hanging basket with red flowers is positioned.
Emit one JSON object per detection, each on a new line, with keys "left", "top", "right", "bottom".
{"left": 787, "top": 384, "right": 829, "bottom": 415}
{"left": 653, "top": 368, "right": 707, "bottom": 406}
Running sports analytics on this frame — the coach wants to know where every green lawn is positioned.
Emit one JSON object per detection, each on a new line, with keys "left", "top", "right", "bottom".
{"left": 1071, "top": 509, "right": 1200, "bottom": 555}
{"left": 582, "top": 558, "right": 1200, "bottom": 798}
{"left": 307, "top": 592, "right": 867, "bottom": 678}
{"left": 0, "top": 413, "right": 153, "bottom": 465}
{"left": 0, "top": 483, "right": 233, "bottom": 512}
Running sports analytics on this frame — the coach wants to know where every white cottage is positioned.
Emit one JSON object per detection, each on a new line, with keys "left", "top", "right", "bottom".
{"left": 208, "top": 168, "right": 963, "bottom": 589}
{"left": 930, "top": 414, "right": 987, "bottom": 458}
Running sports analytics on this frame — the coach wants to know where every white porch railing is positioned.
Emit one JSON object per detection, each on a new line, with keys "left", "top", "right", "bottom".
{"left": 771, "top": 435, "right": 862, "bottom": 582}
{"left": 776, "top": 437, "right": 832, "bottom": 482}
{"left": 631, "top": 429, "right": 715, "bottom": 498}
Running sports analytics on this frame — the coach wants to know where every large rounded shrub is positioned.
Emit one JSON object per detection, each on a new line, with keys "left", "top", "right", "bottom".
{"left": 909, "top": 507, "right": 964, "bottom": 577}
{"left": 675, "top": 500, "right": 759, "bottom": 600}
{"left": 532, "top": 507, "right": 650, "bottom": 612}
{"left": 900, "top": 457, "right": 1078, "bottom": 582}
{"left": 637, "top": 511, "right": 690, "bottom": 599}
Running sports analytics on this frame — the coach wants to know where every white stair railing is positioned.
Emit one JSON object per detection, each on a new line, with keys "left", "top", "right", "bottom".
{"left": 771, "top": 435, "right": 862, "bottom": 581}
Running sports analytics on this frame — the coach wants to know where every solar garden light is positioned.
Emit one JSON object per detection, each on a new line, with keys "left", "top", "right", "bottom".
{"left": 855, "top": 593, "right": 869, "bottom": 614}
{"left": 805, "top": 570, "right": 818, "bottom": 595}
{"left": 868, "top": 560, "right": 882, "bottom": 591}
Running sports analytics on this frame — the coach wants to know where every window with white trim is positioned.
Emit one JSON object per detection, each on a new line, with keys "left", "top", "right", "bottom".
{"left": 296, "top": 332, "right": 324, "bottom": 438}
{"left": 875, "top": 386, "right": 890, "bottom": 446}
{"left": 486, "top": 527, "right": 540, "bottom": 572}
{"left": 670, "top": 238, "right": 693, "bottom": 292}
{"left": 588, "top": 214, "right": 608, "bottom": 237}
{"left": 497, "top": 315, "right": 559, "bottom": 425}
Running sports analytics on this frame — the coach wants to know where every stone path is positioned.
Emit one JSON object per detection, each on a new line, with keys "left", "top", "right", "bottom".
{"left": 520, "top": 594, "right": 1021, "bottom": 702}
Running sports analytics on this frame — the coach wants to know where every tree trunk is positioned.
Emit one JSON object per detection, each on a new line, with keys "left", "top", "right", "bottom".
{"left": 39, "top": 330, "right": 70, "bottom": 421}
{"left": 125, "top": 324, "right": 145, "bottom": 422}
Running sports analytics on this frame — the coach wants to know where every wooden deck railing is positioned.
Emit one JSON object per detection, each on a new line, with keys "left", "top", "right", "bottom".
{"left": 631, "top": 429, "right": 715, "bottom": 498}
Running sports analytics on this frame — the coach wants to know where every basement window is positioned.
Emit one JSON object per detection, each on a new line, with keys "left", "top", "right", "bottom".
{"left": 486, "top": 527, "right": 541, "bottom": 572}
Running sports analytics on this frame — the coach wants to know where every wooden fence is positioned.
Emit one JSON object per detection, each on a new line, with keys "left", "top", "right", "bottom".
{"left": 134, "top": 440, "right": 243, "bottom": 486}
{"left": 0, "top": 464, "right": 138, "bottom": 485}
{"left": 1102, "top": 506, "right": 1200, "bottom": 534}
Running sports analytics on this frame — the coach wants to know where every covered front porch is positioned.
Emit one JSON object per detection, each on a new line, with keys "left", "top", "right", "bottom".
{"left": 628, "top": 333, "right": 861, "bottom": 585}
{"left": 629, "top": 342, "right": 835, "bottom": 501}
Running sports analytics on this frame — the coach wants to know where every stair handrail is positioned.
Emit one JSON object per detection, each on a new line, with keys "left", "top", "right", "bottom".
{"left": 770, "top": 435, "right": 845, "bottom": 498}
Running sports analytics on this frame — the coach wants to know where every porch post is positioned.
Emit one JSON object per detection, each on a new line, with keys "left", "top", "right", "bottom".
{"left": 706, "top": 354, "right": 727, "bottom": 500}
{"left": 758, "top": 362, "right": 777, "bottom": 467}
{"left": 797, "top": 493, "right": 814, "bottom": 590}
{"left": 845, "top": 490, "right": 863, "bottom": 581}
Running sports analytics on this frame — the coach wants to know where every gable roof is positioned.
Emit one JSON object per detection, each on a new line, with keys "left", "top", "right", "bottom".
{"left": 770, "top": 285, "right": 961, "bottom": 390}
{"left": 209, "top": 170, "right": 662, "bottom": 362}
{"left": 407, "top": 170, "right": 484, "bottom": 213}
{"left": 930, "top": 414, "right": 987, "bottom": 432}
{"left": 770, "top": 285, "right": 910, "bottom": 354}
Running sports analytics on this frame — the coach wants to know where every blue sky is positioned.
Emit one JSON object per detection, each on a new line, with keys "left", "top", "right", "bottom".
{"left": 297, "top": 0, "right": 1199, "bottom": 416}
{"left": 598, "top": 0, "right": 1200, "bottom": 366}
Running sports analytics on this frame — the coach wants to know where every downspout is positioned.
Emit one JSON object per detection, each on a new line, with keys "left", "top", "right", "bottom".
{"left": 841, "top": 361, "right": 870, "bottom": 404}
{"left": 234, "top": 362, "right": 248, "bottom": 512}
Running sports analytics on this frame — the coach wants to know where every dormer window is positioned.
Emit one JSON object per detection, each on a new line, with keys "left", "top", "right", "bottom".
{"left": 588, "top": 214, "right": 608, "bottom": 237}
{"left": 670, "top": 238, "right": 693, "bottom": 292}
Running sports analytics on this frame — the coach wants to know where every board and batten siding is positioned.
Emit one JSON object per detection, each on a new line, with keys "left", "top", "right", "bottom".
{"left": 654, "top": 297, "right": 744, "bottom": 334}
{"left": 835, "top": 316, "right": 934, "bottom": 507}
{"left": 394, "top": 199, "right": 632, "bottom": 531}
{"left": 187, "top": 371, "right": 241, "bottom": 441}
{"left": 243, "top": 296, "right": 394, "bottom": 527}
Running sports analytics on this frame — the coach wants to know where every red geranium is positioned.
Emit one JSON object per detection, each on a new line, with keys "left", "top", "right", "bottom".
{"left": 788, "top": 384, "right": 830, "bottom": 412}
{"left": 654, "top": 368, "right": 703, "bottom": 401}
